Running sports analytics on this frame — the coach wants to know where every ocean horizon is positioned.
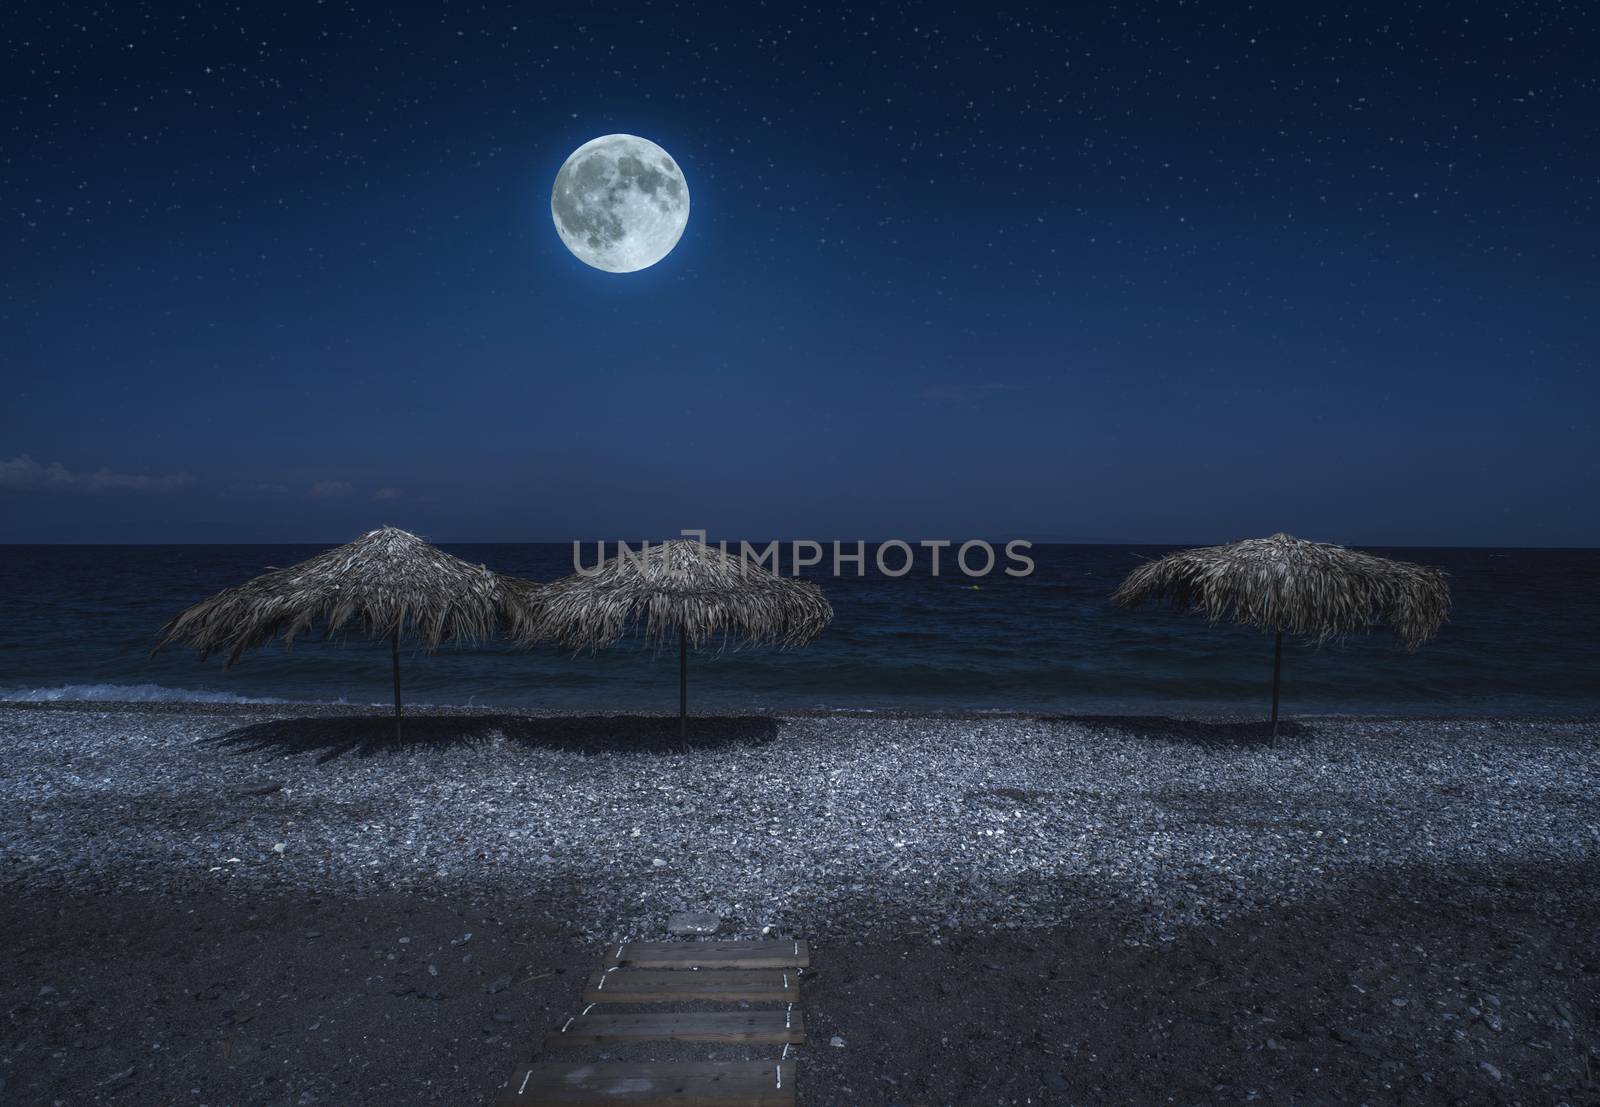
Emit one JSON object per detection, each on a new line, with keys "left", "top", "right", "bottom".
{"left": 3, "top": 542, "right": 1598, "bottom": 717}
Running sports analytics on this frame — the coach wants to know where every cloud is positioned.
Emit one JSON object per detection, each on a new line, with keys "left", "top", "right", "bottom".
{"left": 219, "top": 481, "right": 291, "bottom": 499}
{"left": 373, "top": 487, "right": 402, "bottom": 501}
{"left": 921, "top": 381, "right": 1025, "bottom": 404}
{"left": 309, "top": 480, "right": 354, "bottom": 499}
{"left": 82, "top": 469, "right": 193, "bottom": 492}
{"left": 0, "top": 454, "right": 192, "bottom": 493}
{"left": 0, "top": 456, "right": 74, "bottom": 489}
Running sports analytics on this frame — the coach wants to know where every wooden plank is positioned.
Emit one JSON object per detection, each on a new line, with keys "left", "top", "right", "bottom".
{"left": 545, "top": 1009, "right": 804, "bottom": 1048}
{"left": 584, "top": 968, "right": 800, "bottom": 1004}
{"left": 496, "top": 1061, "right": 796, "bottom": 1106}
{"left": 611, "top": 941, "right": 809, "bottom": 969}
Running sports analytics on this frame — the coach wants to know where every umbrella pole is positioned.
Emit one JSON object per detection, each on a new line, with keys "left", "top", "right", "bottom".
{"left": 679, "top": 629, "right": 688, "bottom": 743}
{"left": 392, "top": 627, "right": 402, "bottom": 742}
{"left": 1269, "top": 630, "right": 1283, "bottom": 745}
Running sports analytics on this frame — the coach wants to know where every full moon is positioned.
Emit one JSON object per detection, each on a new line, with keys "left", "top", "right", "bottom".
{"left": 550, "top": 134, "right": 690, "bottom": 273}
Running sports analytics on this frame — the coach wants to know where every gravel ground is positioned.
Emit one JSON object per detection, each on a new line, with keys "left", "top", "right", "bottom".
{"left": 2, "top": 702, "right": 1596, "bottom": 941}
{"left": 2, "top": 702, "right": 1598, "bottom": 1106}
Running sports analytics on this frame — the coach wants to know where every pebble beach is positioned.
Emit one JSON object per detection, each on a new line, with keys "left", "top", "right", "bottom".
{"left": 3, "top": 701, "right": 1598, "bottom": 1105}
{"left": 3, "top": 702, "right": 1596, "bottom": 939}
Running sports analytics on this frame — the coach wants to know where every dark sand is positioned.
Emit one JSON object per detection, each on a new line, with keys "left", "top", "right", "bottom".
{"left": 5, "top": 867, "right": 1596, "bottom": 1106}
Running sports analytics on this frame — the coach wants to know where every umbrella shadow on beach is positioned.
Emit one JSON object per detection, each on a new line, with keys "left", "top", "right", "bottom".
{"left": 1043, "top": 715, "right": 1312, "bottom": 749}
{"left": 210, "top": 713, "right": 782, "bottom": 763}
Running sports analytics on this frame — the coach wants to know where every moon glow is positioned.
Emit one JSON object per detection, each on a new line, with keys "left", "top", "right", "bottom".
{"left": 550, "top": 134, "right": 690, "bottom": 273}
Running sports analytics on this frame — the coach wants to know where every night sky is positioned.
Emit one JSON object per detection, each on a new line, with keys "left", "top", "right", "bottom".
{"left": 3, "top": 3, "right": 1595, "bottom": 545}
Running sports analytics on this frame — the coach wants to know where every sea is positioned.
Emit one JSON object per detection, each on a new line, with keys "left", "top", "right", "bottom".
{"left": 1, "top": 543, "right": 1597, "bottom": 717}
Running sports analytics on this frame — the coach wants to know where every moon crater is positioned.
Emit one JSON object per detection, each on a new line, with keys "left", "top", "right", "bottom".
{"left": 551, "top": 134, "right": 689, "bottom": 273}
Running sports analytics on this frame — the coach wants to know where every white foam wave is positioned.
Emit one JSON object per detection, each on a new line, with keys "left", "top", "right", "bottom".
{"left": 0, "top": 683, "right": 286, "bottom": 705}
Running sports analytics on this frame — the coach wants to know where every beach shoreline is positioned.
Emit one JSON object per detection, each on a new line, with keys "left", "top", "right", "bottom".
{"left": 7, "top": 696, "right": 1600, "bottom": 724}
{"left": 2, "top": 701, "right": 1597, "bottom": 1104}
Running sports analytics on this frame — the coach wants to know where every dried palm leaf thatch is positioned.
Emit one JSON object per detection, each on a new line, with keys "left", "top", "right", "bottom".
{"left": 155, "top": 525, "right": 540, "bottom": 666}
{"left": 1113, "top": 532, "right": 1450, "bottom": 650}
{"left": 518, "top": 538, "right": 832, "bottom": 653}
{"left": 1114, "top": 533, "right": 1450, "bottom": 740}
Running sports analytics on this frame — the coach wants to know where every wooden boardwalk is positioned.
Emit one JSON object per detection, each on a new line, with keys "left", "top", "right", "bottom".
{"left": 499, "top": 1062, "right": 797, "bottom": 1105}
{"left": 584, "top": 969, "right": 799, "bottom": 1005}
{"left": 611, "top": 941, "right": 810, "bottom": 970}
{"left": 494, "top": 938, "right": 810, "bottom": 1105}
{"left": 545, "top": 1009, "right": 804, "bottom": 1049}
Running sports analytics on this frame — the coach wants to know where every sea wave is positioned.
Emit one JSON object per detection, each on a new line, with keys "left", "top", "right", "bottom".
{"left": 3, "top": 545, "right": 1599, "bottom": 717}
{"left": 0, "top": 683, "right": 494, "bottom": 710}
{"left": 0, "top": 683, "right": 287, "bottom": 705}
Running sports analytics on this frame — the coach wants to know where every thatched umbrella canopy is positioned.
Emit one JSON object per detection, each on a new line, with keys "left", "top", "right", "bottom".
{"left": 1113, "top": 533, "right": 1450, "bottom": 738}
{"left": 155, "top": 526, "right": 541, "bottom": 737}
{"left": 516, "top": 539, "right": 832, "bottom": 737}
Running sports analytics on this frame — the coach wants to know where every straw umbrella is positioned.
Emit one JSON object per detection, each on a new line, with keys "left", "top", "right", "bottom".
{"left": 1113, "top": 533, "right": 1449, "bottom": 739}
{"left": 155, "top": 526, "right": 541, "bottom": 738}
{"left": 516, "top": 539, "right": 832, "bottom": 739}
